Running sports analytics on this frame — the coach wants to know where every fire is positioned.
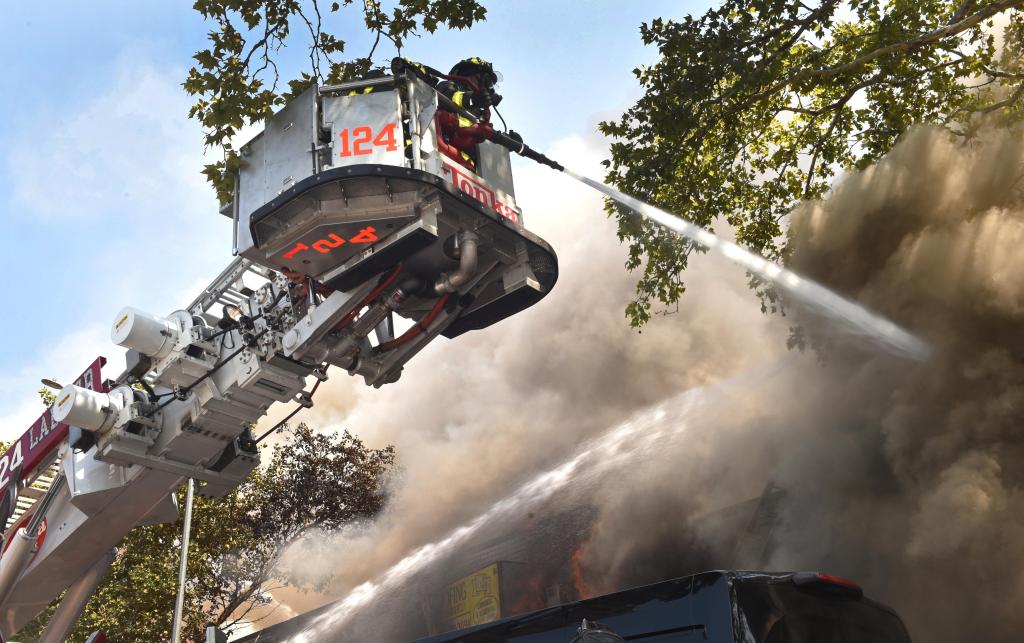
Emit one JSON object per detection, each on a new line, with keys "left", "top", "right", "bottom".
{"left": 508, "top": 575, "right": 545, "bottom": 615}
{"left": 571, "top": 542, "right": 595, "bottom": 599}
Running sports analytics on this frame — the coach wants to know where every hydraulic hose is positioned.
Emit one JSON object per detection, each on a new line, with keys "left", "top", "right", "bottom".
{"left": 332, "top": 263, "right": 406, "bottom": 332}
{"left": 375, "top": 293, "right": 451, "bottom": 353}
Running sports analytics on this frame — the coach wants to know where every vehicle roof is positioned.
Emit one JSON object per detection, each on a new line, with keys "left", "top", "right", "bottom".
{"left": 411, "top": 570, "right": 736, "bottom": 643}
{"left": 411, "top": 569, "right": 903, "bottom": 643}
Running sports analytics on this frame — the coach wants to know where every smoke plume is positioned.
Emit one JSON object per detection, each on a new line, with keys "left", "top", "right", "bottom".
{"left": 578, "top": 125, "right": 1024, "bottom": 643}
{"left": 266, "top": 127, "right": 1024, "bottom": 643}
{"left": 266, "top": 135, "right": 786, "bottom": 622}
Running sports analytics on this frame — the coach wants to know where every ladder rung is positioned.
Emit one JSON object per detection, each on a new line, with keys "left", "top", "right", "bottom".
{"left": 21, "top": 486, "right": 45, "bottom": 500}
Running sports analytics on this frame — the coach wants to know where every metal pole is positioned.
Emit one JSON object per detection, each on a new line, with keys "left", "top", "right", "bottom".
{"left": 0, "top": 473, "right": 67, "bottom": 606}
{"left": 170, "top": 478, "right": 195, "bottom": 642}
{"left": 38, "top": 548, "right": 117, "bottom": 643}
{"left": 406, "top": 74, "right": 422, "bottom": 171}
{"left": 230, "top": 176, "right": 241, "bottom": 256}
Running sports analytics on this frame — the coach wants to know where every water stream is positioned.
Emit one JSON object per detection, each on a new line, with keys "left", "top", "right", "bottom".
{"left": 564, "top": 170, "right": 931, "bottom": 361}
{"left": 286, "top": 361, "right": 787, "bottom": 641}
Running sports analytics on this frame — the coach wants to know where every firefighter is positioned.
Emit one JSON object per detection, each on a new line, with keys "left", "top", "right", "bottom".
{"left": 438, "top": 57, "right": 502, "bottom": 120}
{"left": 433, "top": 57, "right": 503, "bottom": 171}
{"left": 391, "top": 56, "right": 504, "bottom": 171}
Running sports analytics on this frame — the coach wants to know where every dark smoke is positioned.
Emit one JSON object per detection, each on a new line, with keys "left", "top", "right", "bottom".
{"left": 784, "top": 125, "right": 1024, "bottom": 642}
{"left": 578, "top": 126, "right": 1024, "bottom": 643}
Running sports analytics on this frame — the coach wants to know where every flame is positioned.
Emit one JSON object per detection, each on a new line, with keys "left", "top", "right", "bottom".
{"left": 508, "top": 575, "right": 545, "bottom": 615}
{"left": 571, "top": 541, "right": 595, "bottom": 599}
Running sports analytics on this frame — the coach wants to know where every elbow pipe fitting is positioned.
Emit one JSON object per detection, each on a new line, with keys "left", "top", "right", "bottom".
{"left": 435, "top": 232, "right": 479, "bottom": 294}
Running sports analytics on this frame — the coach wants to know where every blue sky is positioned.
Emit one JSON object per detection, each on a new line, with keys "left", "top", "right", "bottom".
{"left": 0, "top": 1, "right": 716, "bottom": 436}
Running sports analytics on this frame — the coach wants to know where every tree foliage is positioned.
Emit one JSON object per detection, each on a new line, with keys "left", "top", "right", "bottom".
{"left": 36, "top": 388, "right": 56, "bottom": 407}
{"left": 601, "top": 0, "right": 1024, "bottom": 326}
{"left": 185, "top": 0, "right": 487, "bottom": 203}
{"left": 15, "top": 424, "right": 395, "bottom": 642}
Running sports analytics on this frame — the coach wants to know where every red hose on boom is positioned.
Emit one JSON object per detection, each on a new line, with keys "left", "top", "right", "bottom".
{"left": 375, "top": 293, "right": 451, "bottom": 353}
{"left": 333, "top": 263, "right": 405, "bottom": 332}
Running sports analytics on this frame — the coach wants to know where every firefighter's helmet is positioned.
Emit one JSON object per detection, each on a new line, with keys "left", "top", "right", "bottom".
{"left": 450, "top": 57, "right": 500, "bottom": 87}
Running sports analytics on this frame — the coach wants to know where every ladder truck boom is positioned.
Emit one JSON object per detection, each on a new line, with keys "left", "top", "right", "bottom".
{"left": 0, "top": 260, "right": 306, "bottom": 638}
{"left": 0, "top": 69, "right": 559, "bottom": 639}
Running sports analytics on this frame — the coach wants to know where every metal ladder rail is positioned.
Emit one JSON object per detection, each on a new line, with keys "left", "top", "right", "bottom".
{"left": 186, "top": 258, "right": 276, "bottom": 316}
{"left": 4, "top": 458, "right": 62, "bottom": 539}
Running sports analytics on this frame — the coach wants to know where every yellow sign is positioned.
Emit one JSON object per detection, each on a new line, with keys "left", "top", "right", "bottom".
{"left": 446, "top": 563, "right": 501, "bottom": 628}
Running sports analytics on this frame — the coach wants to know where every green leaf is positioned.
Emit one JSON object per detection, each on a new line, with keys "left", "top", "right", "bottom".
{"left": 602, "top": 0, "right": 1024, "bottom": 325}
{"left": 13, "top": 425, "right": 395, "bottom": 641}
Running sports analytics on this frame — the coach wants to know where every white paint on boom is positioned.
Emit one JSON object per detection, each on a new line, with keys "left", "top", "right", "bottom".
{"left": 563, "top": 169, "right": 931, "bottom": 361}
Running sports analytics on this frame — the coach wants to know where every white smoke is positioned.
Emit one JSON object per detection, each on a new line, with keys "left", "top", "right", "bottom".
{"left": 257, "top": 133, "right": 788, "bottom": 623}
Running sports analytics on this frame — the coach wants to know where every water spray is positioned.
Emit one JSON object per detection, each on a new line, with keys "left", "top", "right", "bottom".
{"left": 286, "top": 361, "right": 789, "bottom": 641}
{"left": 507, "top": 149, "right": 929, "bottom": 359}
{"left": 561, "top": 170, "right": 931, "bottom": 361}
{"left": 544, "top": 153, "right": 929, "bottom": 360}
{"left": 390, "top": 58, "right": 932, "bottom": 361}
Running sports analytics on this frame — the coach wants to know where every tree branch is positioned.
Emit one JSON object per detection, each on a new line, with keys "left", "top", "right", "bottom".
{"left": 805, "top": 0, "right": 1023, "bottom": 80}
{"left": 803, "top": 81, "right": 861, "bottom": 197}
{"left": 367, "top": 27, "right": 383, "bottom": 60}
{"left": 296, "top": 7, "right": 324, "bottom": 81}
{"left": 716, "top": 0, "right": 1023, "bottom": 130}
{"left": 950, "top": 0, "right": 980, "bottom": 24}
{"left": 977, "top": 82, "right": 1024, "bottom": 113}
{"left": 719, "top": 0, "right": 843, "bottom": 105}
{"left": 981, "top": 65, "right": 1024, "bottom": 80}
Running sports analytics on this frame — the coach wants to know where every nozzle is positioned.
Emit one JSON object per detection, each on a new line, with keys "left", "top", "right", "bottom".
{"left": 490, "top": 131, "right": 564, "bottom": 171}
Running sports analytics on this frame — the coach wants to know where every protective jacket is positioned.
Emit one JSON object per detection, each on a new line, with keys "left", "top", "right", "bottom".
{"left": 433, "top": 78, "right": 495, "bottom": 170}
{"left": 436, "top": 80, "right": 493, "bottom": 121}
{"left": 399, "top": 57, "right": 500, "bottom": 172}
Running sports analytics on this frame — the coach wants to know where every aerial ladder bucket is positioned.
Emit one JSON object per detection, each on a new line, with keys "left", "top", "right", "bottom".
{"left": 227, "top": 69, "right": 558, "bottom": 386}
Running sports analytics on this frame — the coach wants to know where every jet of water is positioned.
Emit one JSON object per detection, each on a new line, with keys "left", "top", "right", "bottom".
{"left": 562, "top": 169, "right": 931, "bottom": 361}
{"left": 285, "top": 361, "right": 789, "bottom": 641}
